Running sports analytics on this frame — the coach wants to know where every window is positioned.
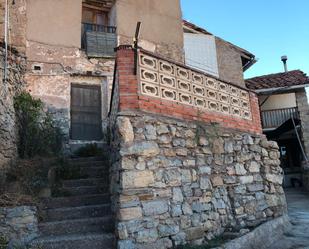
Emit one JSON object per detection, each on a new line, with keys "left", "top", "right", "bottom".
{"left": 82, "top": 5, "right": 108, "bottom": 29}
{"left": 184, "top": 33, "right": 219, "bottom": 77}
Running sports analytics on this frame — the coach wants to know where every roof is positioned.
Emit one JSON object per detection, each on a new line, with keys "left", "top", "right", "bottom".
{"left": 245, "top": 70, "right": 309, "bottom": 90}
{"left": 182, "top": 20, "right": 255, "bottom": 60}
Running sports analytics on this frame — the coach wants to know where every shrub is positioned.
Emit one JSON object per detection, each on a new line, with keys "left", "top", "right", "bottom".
{"left": 14, "top": 92, "right": 63, "bottom": 158}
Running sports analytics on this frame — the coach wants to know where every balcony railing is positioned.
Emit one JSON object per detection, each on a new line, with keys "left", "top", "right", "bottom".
{"left": 261, "top": 107, "right": 299, "bottom": 129}
{"left": 82, "top": 23, "right": 117, "bottom": 58}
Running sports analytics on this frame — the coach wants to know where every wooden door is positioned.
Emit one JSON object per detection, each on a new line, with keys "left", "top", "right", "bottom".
{"left": 71, "top": 84, "right": 102, "bottom": 140}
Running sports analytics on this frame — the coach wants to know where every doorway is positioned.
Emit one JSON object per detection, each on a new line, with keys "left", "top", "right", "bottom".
{"left": 70, "top": 84, "right": 103, "bottom": 141}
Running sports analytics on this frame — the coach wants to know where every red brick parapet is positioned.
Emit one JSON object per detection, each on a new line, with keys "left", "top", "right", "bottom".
{"left": 115, "top": 46, "right": 262, "bottom": 134}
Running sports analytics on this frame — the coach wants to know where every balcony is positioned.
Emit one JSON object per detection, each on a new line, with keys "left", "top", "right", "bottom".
{"left": 82, "top": 23, "right": 117, "bottom": 58}
{"left": 261, "top": 107, "right": 299, "bottom": 129}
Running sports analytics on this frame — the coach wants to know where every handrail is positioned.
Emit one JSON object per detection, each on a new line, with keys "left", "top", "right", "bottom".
{"left": 82, "top": 23, "right": 116, "bottom": 33}
{"left": 261, "top": 107, "right": 299, "bottom": 128}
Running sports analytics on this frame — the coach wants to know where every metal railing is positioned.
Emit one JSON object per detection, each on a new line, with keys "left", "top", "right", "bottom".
{"left": 261, "top": 107, "right": 299, "bottom": 129}
{"left": 81, "top": 23, "right": 117, "bottom": 57}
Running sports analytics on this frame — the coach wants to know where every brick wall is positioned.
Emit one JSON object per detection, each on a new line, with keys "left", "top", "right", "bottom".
{"left": 115, "top": 47, "right": 262, "bottom": 135}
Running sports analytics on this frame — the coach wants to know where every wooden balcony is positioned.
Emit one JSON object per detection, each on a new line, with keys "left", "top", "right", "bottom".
{"left": 261, "top": 107, "right": 299, "bottom": 129}
{"left": 82, "top": 23, "right": 117, "bottom": 58}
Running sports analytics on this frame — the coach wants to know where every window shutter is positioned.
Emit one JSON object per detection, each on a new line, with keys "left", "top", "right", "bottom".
{"left": 184, "top": 33, "right": 219, "bottom": 77}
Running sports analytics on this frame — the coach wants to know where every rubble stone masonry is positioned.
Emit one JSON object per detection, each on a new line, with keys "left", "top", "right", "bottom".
{"left": 109, "top": 47, "right": 287, "bottom": 248}
{"left": 0, "top": 45, "right": 26, "bottom": 180}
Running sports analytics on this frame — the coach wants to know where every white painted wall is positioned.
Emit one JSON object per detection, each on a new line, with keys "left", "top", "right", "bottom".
{"left": 260, "top": 93, "right": 297, "bottom": 111}
{"left": 184, "top": 33, "right": 219, "bottom": 77}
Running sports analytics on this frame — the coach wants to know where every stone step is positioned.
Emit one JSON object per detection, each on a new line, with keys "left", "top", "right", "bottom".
{"left": 62, "top": 177, "right": 109, "bottom": 188}
{"left": 41, "top": 194, "right": 110, "bottom": 209}
{"left": 30, "top": 233, "right": 115, "bottom": 249}
{"left": 60, "top": 185, "right": 109, "bottom": 197}
{"left": 39, "top": 216, "right": 114, "bottom": 236}
{"left": 69, "top": 156, "right": 107, "bottom": 162}
{"left": 40, "top": 204, "right": 112, "bottom": 222}
{"left": 68, "top": 160, "right": 109, "bottom": 168}
{"left": 79, "top": 166, "right": 109, "bottom": 178}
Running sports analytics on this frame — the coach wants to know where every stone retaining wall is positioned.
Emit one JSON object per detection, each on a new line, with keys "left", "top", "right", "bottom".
{"left": 0, "top": 45, "right": 26, "bottom": 181}
{"left": 0, "top": 206, "right": 38, "bottom": 247}
{"left": 110, "top": 112, "right": 287, "bottom": 249}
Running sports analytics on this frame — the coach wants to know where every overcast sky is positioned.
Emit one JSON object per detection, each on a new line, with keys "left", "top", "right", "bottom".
{"left": 181, "top": 0, "right": 309, "bottom": 79}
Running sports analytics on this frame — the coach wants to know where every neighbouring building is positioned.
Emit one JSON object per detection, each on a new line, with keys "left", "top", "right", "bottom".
{"left": 0, "top": 0, "right": 287, "bottom": 248}
{"left": 246, "top": 70, "right": 309, "bottom": 188}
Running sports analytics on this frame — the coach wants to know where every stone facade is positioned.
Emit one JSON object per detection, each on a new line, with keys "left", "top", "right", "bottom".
{"left": 110, "top": 112, "right": 287, "bottom": 248}
{"left": 0, "top": 206, "right": 38, "bottom": 247}
{"left": 0, "top": 45, "right": 26, "bottom": 180}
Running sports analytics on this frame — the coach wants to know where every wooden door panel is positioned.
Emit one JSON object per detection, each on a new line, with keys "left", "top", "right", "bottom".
{"left": 71, "top": 84, "right": 102, "bottom": 140}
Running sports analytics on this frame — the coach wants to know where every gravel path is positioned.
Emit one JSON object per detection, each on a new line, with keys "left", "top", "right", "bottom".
{"left": 268, "top": 189, "right": 309, "bottom": 249}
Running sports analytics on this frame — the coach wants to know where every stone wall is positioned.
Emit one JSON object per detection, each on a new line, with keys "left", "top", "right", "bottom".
{"left": 295, "top": 89, "right": 309, "bottom": 162}
{"left": 0, "top": 206, "right": 38, "bottom": 247}
{"left": 0, "top": 45, "right": 26, "bottom": 180}
{"left": 110, "top": 112, "right": 287, "bottom": 249}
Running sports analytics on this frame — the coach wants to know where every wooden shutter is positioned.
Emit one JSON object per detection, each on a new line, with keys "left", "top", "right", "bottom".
{"left": 184, "top": 33, "right": 219, "bottom": 77}
{"left": 71, "top": 84, "right": 102, "bottom": 140}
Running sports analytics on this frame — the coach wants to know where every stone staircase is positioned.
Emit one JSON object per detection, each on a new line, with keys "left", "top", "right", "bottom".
{"left": 30, "top": 157, "right": 115, "bottom": 249}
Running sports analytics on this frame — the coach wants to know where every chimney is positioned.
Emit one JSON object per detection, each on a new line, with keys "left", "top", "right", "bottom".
{"left": 281, "top": 55, "right": 288, "bottom": 72}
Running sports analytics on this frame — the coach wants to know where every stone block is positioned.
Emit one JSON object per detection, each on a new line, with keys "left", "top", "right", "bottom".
{"left": 136, "top": 228, "right": 158, "bottom": 243}
{"left": 211, "top": 176, "right": 224, "bottom": 186}
{"left": 212, "top": 138, "right": 224, "bottom": 154}
{"left": 120, "top": 141, "right": 160, "bottom": 157}
{"left": 122, "top": 171, "right": 154, "bottom": 189}
{"left": 163, "top": 169, "right": 181, "bottom": 186}
{"left": 200, "top": 176, "right": 212, "bottom": 190}
{"left": 266, "top": 174, "right": 283, "bottom": 184}
{"left": 239, "top": 176, "right": 254, "bottom": 184}
{"left": 117, "top": 240, "right": 135, "bottom": 249}
{"left": 235, "top": 163, "right": 247, "bottom": 175}
{"left": 142, "top": 200, "right": 169, "bottom": 216}
{"left": 199, "top": 166, "right": 212, "bottom": 175}
{"left": 171, "top": 187, "right": 183, "bottom": 203}
{"left": 117, "top": 117, "right": 134, "bottom": 143}
{"left": 158, "top": 224, "right": 179, "bottom": 236}
{"left": 248, "top": 161, "right": 260, "bottom": 173}
{"left": 118, "top": 207, "right": 143, "bottom": 221}
{"left": 185, "top": 227, "right": 205, "bottom": 241}
{"left": 157, "top": 124, "right": 169, "bottom": 135}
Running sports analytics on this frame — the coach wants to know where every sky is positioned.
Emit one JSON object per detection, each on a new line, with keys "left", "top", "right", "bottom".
{"left": 180, "top": 0, "right": 309, "bottom": 79}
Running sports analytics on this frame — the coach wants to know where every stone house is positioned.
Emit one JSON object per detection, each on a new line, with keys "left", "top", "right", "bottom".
{"left": 0, "top": 0, "right": 287, "bottom": 248}
{"left": 246, "top": 70, "right": 309, "bottom": 188}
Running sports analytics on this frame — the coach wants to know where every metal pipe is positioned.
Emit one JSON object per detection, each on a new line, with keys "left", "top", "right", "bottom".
{"left": 281, "top": 55, "right": 288, "bottom": 72}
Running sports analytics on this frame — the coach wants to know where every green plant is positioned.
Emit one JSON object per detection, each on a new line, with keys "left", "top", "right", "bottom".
{"left": 74, "top": 144, "right": 103, "bottom": 157}
{"left": 14, "top": 92, "right": 63, "bottom": 158}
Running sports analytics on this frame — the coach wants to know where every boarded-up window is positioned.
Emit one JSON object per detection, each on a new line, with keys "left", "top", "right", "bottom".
{"left": 71, "top": 84, "right": 102, "bottom": 141}
{"left": 184, "top": 33, "right": 219, "bottom": 77}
